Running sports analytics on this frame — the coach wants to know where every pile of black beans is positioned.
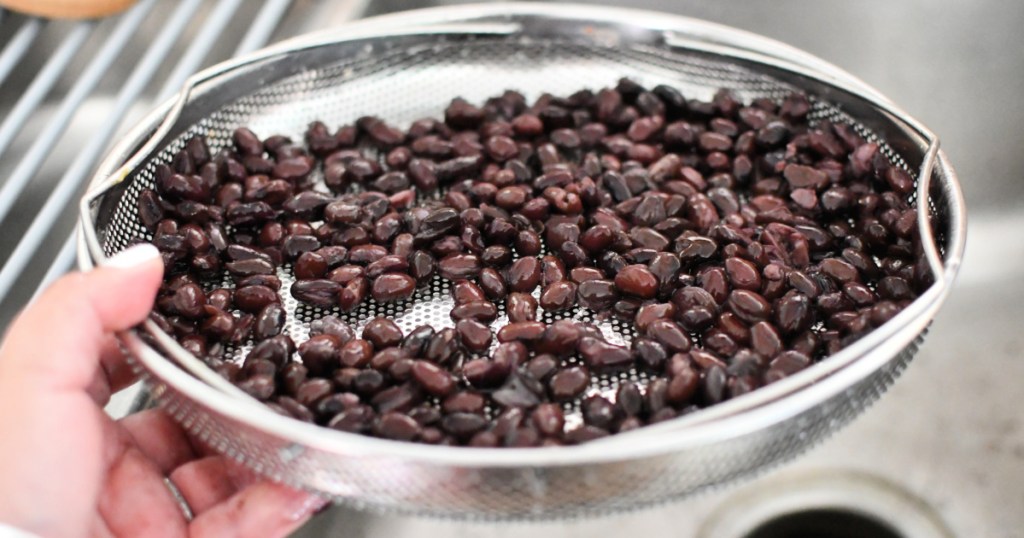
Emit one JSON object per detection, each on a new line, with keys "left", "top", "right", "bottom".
{"left": 139, "top": 78, "right": 927, "bottom": 447}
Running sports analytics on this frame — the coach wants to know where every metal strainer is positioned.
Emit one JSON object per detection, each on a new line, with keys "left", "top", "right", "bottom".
{"left": 76, "top": 4, "right": 966, "bottom": 519}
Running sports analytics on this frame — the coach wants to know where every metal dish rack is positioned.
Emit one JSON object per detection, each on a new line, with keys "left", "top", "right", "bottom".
{"left": 0, "top": 0, "right": 335, "bottom": 329}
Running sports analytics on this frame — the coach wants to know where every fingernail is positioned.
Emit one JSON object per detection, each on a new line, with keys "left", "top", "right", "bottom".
{"left": 104, "top": 243, "right": 160, "bottom": 269}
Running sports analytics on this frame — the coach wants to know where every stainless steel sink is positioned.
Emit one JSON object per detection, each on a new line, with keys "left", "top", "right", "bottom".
{"left": 1, "top": 1, "right": 1019, "bottom": 536}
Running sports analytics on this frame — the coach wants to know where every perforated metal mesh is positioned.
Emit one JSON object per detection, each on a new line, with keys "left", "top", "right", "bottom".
{"left": 99, "top": 36, "right": 895, "bottom": 404}
{"left": 84, "top": 15, "right": 960, "bottom": 520}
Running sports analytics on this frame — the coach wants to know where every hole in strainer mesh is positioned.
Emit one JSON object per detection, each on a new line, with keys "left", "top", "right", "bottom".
{"left": 99, "top": 36, "right": 934, "bottom": 447}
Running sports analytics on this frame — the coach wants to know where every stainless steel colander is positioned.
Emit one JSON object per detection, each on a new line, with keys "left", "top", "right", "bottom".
{"left": 76, "top": 3, "right": 966, "bottom": 519}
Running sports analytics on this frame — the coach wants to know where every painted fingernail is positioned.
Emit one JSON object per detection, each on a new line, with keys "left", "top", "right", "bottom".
{"left": 104, "top": 243, "right": 160, "bottom": 269}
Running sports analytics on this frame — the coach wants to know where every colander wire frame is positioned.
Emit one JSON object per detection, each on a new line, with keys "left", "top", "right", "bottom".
{"left": 75, "top": 4, "right": 966, "bottom": 519}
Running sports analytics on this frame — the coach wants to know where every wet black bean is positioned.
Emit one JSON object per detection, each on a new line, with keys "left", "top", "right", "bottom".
{"left": 363, "top": 318, "right": 403, "bottom": 349}
{"left": 456, "top": 319, "right": 493, "bottom": 352}
{"left": 614, "top": 265, "right": 658, "bottom": 298}
{"left": 450, "top": 301, "right": 498, "bottom": 323}
{"left": 171, "top": 283, "right": 205, "bottom": 319}
{"left": 291, "top": 279, "right": 341, "bottom": 307}
{"left": 493, "top": 369, "right": 544, "bottom": 409}
{"left": 371, "top": 383, "right": 424, "bottom": 414}
{"left": 145, "top": 82, "right": 924, "bottom": 446}
{"left": 578, "top": 337, "right": 635, "bottom": 371}
{"left": 245, "top": 335, "right": 292, "bottom": 369}
{"left": 531, "top": 403, "right": 565, "bottom": 437}
{"left": 339, "top": 339, "right": 373, "bottom": 368}
{"left": 821, "top": 258, "right": 860, "bottom": 283}
{"left": 237, "top": 375, "right": 275, "bottom": 400}
{"left": 337, "top": 277, "right": 368, "bottom": 312}
{"left": 497, "top": 321, "right": 546, "bottom": 343}
{"left": 437, "top": 253, "right": 482, "bottom": 280}
{"left": 506, "top": 292, "right": 538, "bottom": 323}
{"left": 635, "top": 303, "right": 675, "bottom": 334}
{"left": 776, "top": 293, "right": 813, "bottom": 334}
{"left": 522, "top": 354, "right": 558, "bottom": 383}
{"left": 532, "top": 320, "right": 580, "bottom": 357}
{"left": 725, "top": 257, "right": 762, "bottom": 291}
{"left": 648, "top": 319, "right": 691, "bottom": 352}
{"left": 463, "top": 358, "right": 509, "bottom": 388}
{"left": 632, "top": 338, "right": 667, "bottom": 372}
{"left": 581, "top": 395, "right": 619, "bottom": 430}
{"left": 878, "top": 276, "right": 914, "bottom": 300}
{"left": 443, "top": 392, "right": 487, "bottom": 416}
{"left": 507, "top": 257, "right": 542, "bottom": 293}
{"left": 411, "top": 360, "right": 457, "bottom": 397}
{"left": 425, "top": 328, "right": 460, "bottom": 364}
{"left": 254, "top": 303, "right": 285, "bottom": 340}
{"left": 371, "top": 273, "right": 416, "bottom": 302}
{"left": 298, "top": 335, "right": 341, "bottom": 377}
{"left": 727, "top": 289, "right": 772, "bottom": 323}
{"left": 452, "top": 280, "right": 486, "bottom": 304}
{"left": 666, "top": 368, "right": 700, "bottom": 405}
{"left": 327, "top": 405, "right": 374, "bottom": 433}
{"left": 548, "top": 365, "right": 589, "bottom": 401}
{"left": 374, "top": 412, "right": 421, "bottom": 441}
{"left": 539, "top": 281, "right": 577, "bottom": 312}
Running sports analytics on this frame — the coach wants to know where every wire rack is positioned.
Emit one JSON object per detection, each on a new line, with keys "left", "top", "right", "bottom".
{"left": 0, "top": 0, "right": 305, "bottom": 328}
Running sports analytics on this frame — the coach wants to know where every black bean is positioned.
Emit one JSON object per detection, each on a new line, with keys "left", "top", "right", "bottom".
{"left": 613, "top": 265, "right": 658, "bottom": 299}
{"left": 237, "top": 375, "right": 275, "bottom": 400}
{"left": 291, "top": 279, "right": 341, "bottom": 307}
{"left": 437, "top": 253, "right": 481, "bottom": 280}
{"left": 411, "top": 360, "right": 457, "bottom": 397}
{"left": 727, "top": 289, "right": 772, "bottom": 323}
{"left": 491, "top": 368, "right": 544, "bottom": 409}
{"left": 507, "top": 257, "right": 542, "bottom": 293}
{"left": 254, "top": 303, "right": 285, "bottom": 340}
{"left": 298, "top": 334, "right": 341, "bottom": 377}
{"left": 371, "top": 273, "right": 416, "bottom": 302}
{"left": 145, "top": 83, "right": 925, "bottom": 446}
{"left": 450, "top": 301, "right": 498, "bottom": 323}
{"left": 442, "top": 391, "right": 486, "bottom": 415}
{"left": 336, "top": 339, "right": 372, "bottom": 369}
{"left": 328, "top": 405, "right": 374, "bottom": 433}
{"left": 425, "top": 328, "right": 460, "bottom": 364}
{"left": 577, "top": 279, "right": 619, "bottom": 310}
{"left": 463, "top": 357, "right": 511, "bottom": 389}
{"left": 362, "top": 318, "right": 403, "bottom": 349}
{"left": 497, "top": 321, "right": 546, "bottom": 344}
{"left": 171, "top": 283, "right": 205, "bottom": 319}
{"left": 578, "top": 337, "right": 635, "bottom": 371}
{"left": 539, "top": 281, "right": 576, "bottom": 312}
{"left": 374, "top": 412, "right": 420, "bottom": 441}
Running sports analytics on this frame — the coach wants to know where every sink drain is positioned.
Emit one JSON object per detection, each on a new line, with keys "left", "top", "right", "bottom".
{"left": 742, "top": 508, "right": 903, "bottom": 538}
{"left": 697, "top": 471, "right": 954, "bottom": 538}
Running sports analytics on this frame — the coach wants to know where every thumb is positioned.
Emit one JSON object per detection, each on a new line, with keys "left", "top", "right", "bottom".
{"left": 0, "top": 243, "right": 164, "bottom": 391}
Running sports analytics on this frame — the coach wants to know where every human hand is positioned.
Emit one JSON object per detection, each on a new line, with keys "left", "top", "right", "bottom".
{"left": 0, "top": 244, "right": 325, "bottom": 537}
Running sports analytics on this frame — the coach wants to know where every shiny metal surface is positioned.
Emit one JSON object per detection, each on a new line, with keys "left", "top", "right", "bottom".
{"left": 79, "top": 3, "right": 963, "bottom": 520}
